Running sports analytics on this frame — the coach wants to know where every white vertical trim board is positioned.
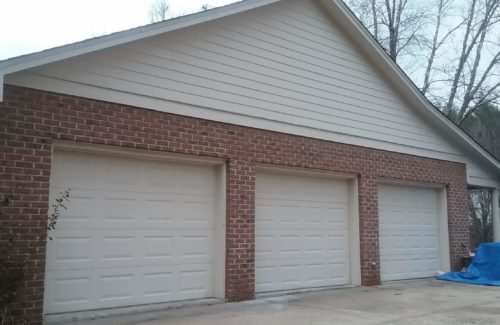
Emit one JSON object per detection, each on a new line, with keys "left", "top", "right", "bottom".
{"left": 348, "top": 177, "right": 361, "bottom": 285}
{"left": 213, "top": 164, "right": 226, "bottom": 298}
{"left": 492, "top": 189, "right": 500, "bottom": 242}
{"left": 0, "top": 74, "right": 3, "bottom": 100}
{"left": 437, "top": 188, "right": 451, "bottom": 272}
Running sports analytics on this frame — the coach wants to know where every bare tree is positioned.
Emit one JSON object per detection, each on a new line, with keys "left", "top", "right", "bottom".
{"left": 443, "top": 0, "right": 500, "bottom": 123}
{"left": 469, "top": 189, "right": 493, "bottom": 250}
{"left": 149, "top": 0, "right": 170, "bottom": 23}
{"left": 461, "top": 103, "right": 500, "bottom": 160}
{"left": 347, "top": 0, "right": 500, "bottom": 125}
{"left": 346, "top": 0, "right": 429, "bottom": 62}
{"left": 421, "top": 0, "right": 464, "bottom": 95}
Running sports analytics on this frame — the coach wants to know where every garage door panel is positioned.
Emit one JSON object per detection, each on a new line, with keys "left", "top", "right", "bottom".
{"left": 51, "top": 153, "right": 98, "bottom": 186}
{"left": 379, "top": 184, "right": 442, "bottom": 281}
{"left": 255, "top": 261, "right": 349, "bottom": 292}
{"left": 51, "top": 194, "right": 213, "bottom": 230}
{"left": 256, "top": 230, "right": 348, "bottom": 255}
{"left": 46, "top": 258, "right": 214, "bottom": 313}
{"left": 178, "top": 266, "right": 213, "bottom": 298}
{"left": 99, "top": 272, "right": 135, "bottom": 303}
{"left": 178, "top": 199, "right": 214, "bottom": 227}
{"left": 52, "top": 152, "right": 215, "bottom": 193}
{"left": 45, "top": 260, "right": 215, "bottom": 312}
{"left": 48, "top": 229, "right": 213, "bottom": 271}
{"left": 140, "top": 269, "right": 175, "bottom": 302}
{"left": 47, "top": 229, "right": 96, "bottom": 270}
{"left": 256, "top": 206, "right": 348, "bottom": 231}
{"left": 50, "top": 190, "right": 96, "bottom": 228}
{"left": 255, "top": 266, "right": 276, "bottom": 292}
{"left": 100, "top": 237, "right": 136, "bottom": 265}
{"left": 257, "top": 174, "right": 348, "bottom": 199}
{"left": 45, "top": 151, "right": 218, "bottom": 314}
{"left": 44, "top": 269, "right": 95, "bottom": 312}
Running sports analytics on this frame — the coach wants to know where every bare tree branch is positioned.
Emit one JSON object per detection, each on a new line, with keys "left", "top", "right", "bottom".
{"left": 445, "top": 0, "right": 500, "bottom": 117}
{"left": 149, "top": 0, "right": 169, "bottom": 23}
{"left": 422, "top": 0, "right": 464, "bottom": 95}
{"left": 348, "top": 0, "right": 499, "bottom": 124}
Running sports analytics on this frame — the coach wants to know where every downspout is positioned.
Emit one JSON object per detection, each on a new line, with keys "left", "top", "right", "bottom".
{"left": 493, "top": 188, "right": 500, "bottom": 242}
{"left": 0, "top": 73, "right": 4, "bottom": 102}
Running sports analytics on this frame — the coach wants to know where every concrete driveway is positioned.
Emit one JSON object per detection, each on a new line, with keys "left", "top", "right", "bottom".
{"left": 67, "top": 279, "right": 500, "bottom": 325}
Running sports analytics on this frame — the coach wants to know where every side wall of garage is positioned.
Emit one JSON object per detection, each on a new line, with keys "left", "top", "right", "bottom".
{"left": 0, "top": 85, "right": 469, "bottom": 324}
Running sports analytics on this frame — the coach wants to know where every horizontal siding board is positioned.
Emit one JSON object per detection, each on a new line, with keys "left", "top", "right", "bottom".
{"left": 133, "top": 42, "right": 418, "bottom": 121}
{"left": 267, "top": 1, "right": 363, "bottom": 58}
{"left": 217, "top": 16, "right": 374, "bottom": 77}
{"left": 165, "top": 25, "right": 389, "bottom": 92}
{"left": 245, "top": 10, "right": 361, "bottom": 61}
{"left": 79, "top": 53, "right": 439, "bottom": 139}
{"left": 6, "top": 0, "right": 497, "bottom": 187}
{"left": 32, "top": 61, "right": 456, "bottom": 153}
{"left": 181, "top": 28, "right": 389, "bottom": 94}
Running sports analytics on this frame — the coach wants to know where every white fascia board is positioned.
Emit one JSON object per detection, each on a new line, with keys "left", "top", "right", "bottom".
{"left": 0, "top": 0, "right": 280, "bottom": 75}
{"left": 320, "top": 0, "right": 500, "bottom": 173}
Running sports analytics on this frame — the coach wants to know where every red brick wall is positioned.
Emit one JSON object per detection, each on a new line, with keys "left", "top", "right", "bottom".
{"left": 0, "top": 85, "right": 469, "bottom": 324}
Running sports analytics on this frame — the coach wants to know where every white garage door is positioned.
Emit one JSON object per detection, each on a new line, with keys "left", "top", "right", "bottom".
{"left": 45, "top": 150, "right": 218, "bottom": 314}
{"left": 255, "top": 171, "right": 352, "bottom": 293}
{"left": 378, "top": 184, "right": 443, "bottom": 281}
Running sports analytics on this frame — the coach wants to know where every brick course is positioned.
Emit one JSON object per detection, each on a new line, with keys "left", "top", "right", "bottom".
{"left": 0, "top": 85, "right": 469, "bottom": 324}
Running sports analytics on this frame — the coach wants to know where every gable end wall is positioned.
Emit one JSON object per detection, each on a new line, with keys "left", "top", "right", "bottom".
{"left": 4, "top": 0, "right": 497, "bottom": 188}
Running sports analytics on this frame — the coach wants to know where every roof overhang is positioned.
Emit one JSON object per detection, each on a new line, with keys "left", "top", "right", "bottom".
{"left": 319, "top": 0, "right": 500, "bottom": 175}
{"left": 0, "top": 0, "right": 280, "bottom": 76}
{"left": 1, "top": 0, "right": 499, "bottom": 176}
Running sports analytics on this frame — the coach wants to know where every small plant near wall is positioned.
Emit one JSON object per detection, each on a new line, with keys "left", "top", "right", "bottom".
{"left": 47, "top": 189, "right": 70, "bottom": 241}
{"left": 0, "top": 187, "right": 70, "bottom": 325}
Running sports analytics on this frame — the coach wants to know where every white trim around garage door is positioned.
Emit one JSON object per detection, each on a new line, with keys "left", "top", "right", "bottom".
{"left": 377, "top": 179, "right": 451, "bottom": 280}
{"left": 47, "top": 141, "right": 226, "bottom": 314}
{"left": 255, "top": 164, "right": 361, "bottom": 287}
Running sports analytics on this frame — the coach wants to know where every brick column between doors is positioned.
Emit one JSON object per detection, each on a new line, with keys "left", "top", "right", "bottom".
{"left": 358, "top": 175, "right": 381, "bottom": 285}
{"left": 225, "top": 159, "right": 255, "bottom": 301}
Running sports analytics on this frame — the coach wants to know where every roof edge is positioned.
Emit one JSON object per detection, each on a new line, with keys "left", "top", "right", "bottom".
{"left": 321, "top": 0, "right": 500, "bottom": 174}
{"left": 0, "top": 0, "right": 280, "bottom": 76}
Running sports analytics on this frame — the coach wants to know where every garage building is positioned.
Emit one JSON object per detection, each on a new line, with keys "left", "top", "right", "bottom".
{"left": 0, "top": 0, "right": 499, "bottom": 324}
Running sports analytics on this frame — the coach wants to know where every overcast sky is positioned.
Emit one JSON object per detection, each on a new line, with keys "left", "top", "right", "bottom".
{"left": 0, "top": 0, "right": 237, "bottom": 61}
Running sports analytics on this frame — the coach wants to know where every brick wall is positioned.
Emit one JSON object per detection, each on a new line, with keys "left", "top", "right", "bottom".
{"left": 0, "top": 85, "right": 469, "bottom": 324}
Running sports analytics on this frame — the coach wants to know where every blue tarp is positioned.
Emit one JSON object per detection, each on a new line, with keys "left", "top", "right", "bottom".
{"left": 438, "top": 242, "right": 500, "bottom": 286}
